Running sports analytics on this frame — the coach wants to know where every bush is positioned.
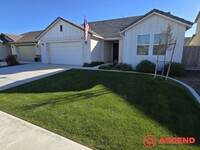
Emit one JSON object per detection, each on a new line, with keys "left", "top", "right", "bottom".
{"left": 5, "top": 55, "right": 19, "bottom": 66}
{"left": 136, "top": 60, "right": 155, "bottom": 73}
{"left": 83, "top": 63, "right": 90, "bottom": 67}
{"left": 99, "top": 63, "right": 132, "bottom": 71}
{"left": 113, "top": 63, "right": 132, "bottom": 71}
{"left": 118, "top": 63, "right": 132, "bottom": 71}
{"left": 162, "top": 62, "right": 186, "bottom": 77}
{"left": 83, "top": 61, "right": 104, "bottom": 67}
{"left": 99, "top": 65, "right": 113, "bottom": 70}
{"left": 113, "top": 63, "right": 122, "bottom": 70}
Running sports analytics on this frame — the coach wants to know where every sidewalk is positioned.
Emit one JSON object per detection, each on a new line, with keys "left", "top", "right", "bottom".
{"left": 0, "top": 111, "right": 92, "bottom": 150}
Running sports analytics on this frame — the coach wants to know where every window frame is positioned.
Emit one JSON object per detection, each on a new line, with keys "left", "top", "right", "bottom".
{"left": 136, "top": 34, "right": 150, "bottom": 55}
{"left": 153, "top": 34, "right": 166, "bottom": 56}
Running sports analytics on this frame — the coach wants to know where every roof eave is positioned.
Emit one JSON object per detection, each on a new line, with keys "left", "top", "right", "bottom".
{"left": 1, "top": 33, "right": 14, "bottom": 42}
{"left": 92, "top": 34, "right": 104, "bottom": 39}
{"left": 120, "top": 11, "right": 193, "bottom": 33}
{"left": 104, "top": 37, "right": 122, "bottom": 40}
{"left": 36, "top": 17, "right": 93, "bottom": 40}
{"left": 194, "top": 11, "right": 200, "bottom": 23}
{"left": 11, "top": 41, "right": 38, "bottom": 45}
{"left": 187, "top": 34, "right": 196, "bottom": 45}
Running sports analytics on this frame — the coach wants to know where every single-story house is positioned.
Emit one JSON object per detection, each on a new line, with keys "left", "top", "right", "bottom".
{"left": 2, "top": 9, "right": 193, "bottom": 68}
{"left": 36, "top": 9, "right": 193, "bottom": 68}
{"left": 10, "top": 31, "right": 42, "bottom": 61}
{"left": 185, "top": 11, "right": 200, "bottom": 46}
{"left": 0, "top": 34, "right": 21, "bottom": 60}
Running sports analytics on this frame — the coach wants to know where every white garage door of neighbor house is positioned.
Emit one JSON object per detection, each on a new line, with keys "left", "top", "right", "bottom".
{"left": 48, "top": 42, "right": 83, "bottom": 65}
{"left": 18, "top": 46, "right": 35, "bottom": 61}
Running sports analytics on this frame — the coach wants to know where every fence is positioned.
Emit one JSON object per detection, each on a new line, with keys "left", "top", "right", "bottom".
{"left": 182, "top": 46, "right": 200, "bottom": 70}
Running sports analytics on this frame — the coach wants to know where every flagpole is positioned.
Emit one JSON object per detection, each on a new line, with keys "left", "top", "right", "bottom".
{"left": 84, "top": 15, "right": 89, "bottom": 44}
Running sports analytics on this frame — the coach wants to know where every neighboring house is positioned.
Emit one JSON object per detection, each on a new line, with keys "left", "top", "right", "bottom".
{"left": 0, "top": 33, "right": 21, "bottom": 60}
{"left": 184, "top": 37, "right": 191, "bottom": 46}
{"left": 10, "top": 31, "right": 42, "bottom": 61}
{"left": 36, "top": 9, "right": 192, "bottom": 68}
{"left": 186, "top": 11, "right": 200, "bottom": 46}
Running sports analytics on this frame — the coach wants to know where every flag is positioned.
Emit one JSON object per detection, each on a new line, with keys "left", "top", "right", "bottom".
{"left": 84, "top": 17, "right": 89, "bottom": 43}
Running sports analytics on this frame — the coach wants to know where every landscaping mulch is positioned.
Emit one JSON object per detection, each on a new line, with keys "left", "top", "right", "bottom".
{"left": 175, "top": 71, "right": 200, "bottom": 95}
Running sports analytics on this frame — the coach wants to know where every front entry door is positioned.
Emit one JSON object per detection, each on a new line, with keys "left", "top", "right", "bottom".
{"left": 113, "top": 43, "right": 119, "bottom": 61}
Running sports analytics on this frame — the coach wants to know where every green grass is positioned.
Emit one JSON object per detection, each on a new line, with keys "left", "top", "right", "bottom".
{"left": 0, "top": 69, "right": 200, "bottom": 150}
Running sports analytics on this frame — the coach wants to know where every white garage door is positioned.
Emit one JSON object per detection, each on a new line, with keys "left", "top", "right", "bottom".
{"left": 17, "top": 46, "right": 35, "bottom": 61}
{"left": 48, "top": 42, "right": 83, "bottom": 65}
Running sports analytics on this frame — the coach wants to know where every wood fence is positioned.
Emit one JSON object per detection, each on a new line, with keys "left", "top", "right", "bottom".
{"left": 182, "top": 46, "right": 200, "bottom": 70}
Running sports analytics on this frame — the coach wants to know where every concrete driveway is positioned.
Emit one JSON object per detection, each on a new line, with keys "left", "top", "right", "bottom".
{"left": 0, "top": 63, "right": 92, "bottom": 150}
{"left": 0, "top": 63, "right": 76, "bottom": 91}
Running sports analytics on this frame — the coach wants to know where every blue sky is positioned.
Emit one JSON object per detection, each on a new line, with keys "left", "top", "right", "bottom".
{"left": 1, "top": 0, "right": 199, "bottom": 37}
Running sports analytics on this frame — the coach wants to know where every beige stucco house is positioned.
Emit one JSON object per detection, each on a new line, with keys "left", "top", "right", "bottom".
{"left": 186, "top": 11, "right": 200, "bottom": 46}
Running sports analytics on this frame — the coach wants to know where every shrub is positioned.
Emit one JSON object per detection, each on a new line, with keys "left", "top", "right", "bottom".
{"left": 99, "top": 65, "right": 113, "bottom": 70}
{"left": 113, "top": 63, "right": 122, "bottom": 70}
{"left": 162, "top": 62, "right": 186, "bottom": 77}
{"left": 99, "top": 63, "right": 132, "bottom": 71}
{"left": 83, "top": 63, "right": 90, "bottom": 67}
{"left": 136, "top": 60, "right": 155, "bottom": 73}
{"left": 5, "top": 55, "right": 19, "bottom": 66}
{"left": 83, "top": 61, "right": 104, "bottom": 67}
{"left": 113, "top": 63, "right": 132, "bottom": 71}
{"left": 119, "top": 63, "right": 132, "bottom": 71}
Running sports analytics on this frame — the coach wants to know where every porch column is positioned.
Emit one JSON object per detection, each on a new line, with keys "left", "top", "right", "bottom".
{"left": 119, "top": 39, "right": 123, "bottom": 63}
{"left": 11, "top": 45, "right": 18, "bottom": 60}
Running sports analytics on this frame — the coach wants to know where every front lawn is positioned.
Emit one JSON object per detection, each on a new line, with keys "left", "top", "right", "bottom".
{"left": 0, "top": 69, "right": 199, "bottom": 150}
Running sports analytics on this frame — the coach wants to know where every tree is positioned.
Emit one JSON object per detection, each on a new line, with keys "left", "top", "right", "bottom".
{"left": 154, "top": 24, "right": 176, "bottom": 80}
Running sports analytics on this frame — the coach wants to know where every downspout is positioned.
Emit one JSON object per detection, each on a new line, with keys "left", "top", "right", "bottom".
{"left": 119, "top": 31, "right": 125, "bottom": 63}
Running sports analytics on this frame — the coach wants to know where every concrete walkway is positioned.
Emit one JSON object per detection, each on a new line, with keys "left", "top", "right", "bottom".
{"left": 0, "top": 63, "right": 77, "bottom": 91}
{"left": 0, "top": 111, "right": 92, "bottom": 150}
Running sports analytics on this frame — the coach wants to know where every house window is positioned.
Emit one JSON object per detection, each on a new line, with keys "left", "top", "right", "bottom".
{"left": 137, "top": 35, "right": 150, "bottom": 55}
{"left": 153, "top": 34, "right": 166, "bottom": 55}
{"left": 60, "top": 25, "right": 63, "bottom": 32}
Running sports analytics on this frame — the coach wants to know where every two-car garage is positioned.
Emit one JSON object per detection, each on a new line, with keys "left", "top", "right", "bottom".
{"left": 47, "top": 41, "right": 83, "bottom": 65}
{"left": 38, "top": 17, "right": 91, "bottom": 65}
{"left": 15, "top": 41, "right": 84, "bottom": 65}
